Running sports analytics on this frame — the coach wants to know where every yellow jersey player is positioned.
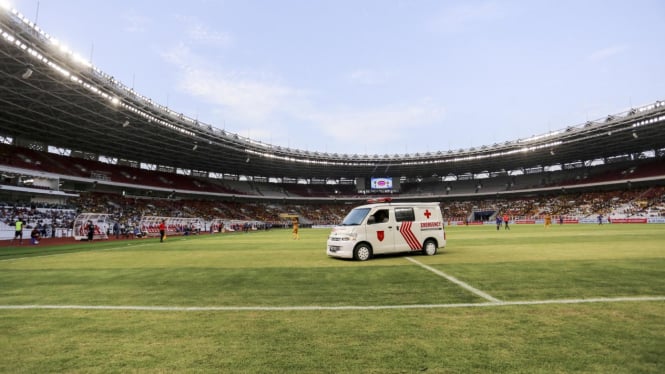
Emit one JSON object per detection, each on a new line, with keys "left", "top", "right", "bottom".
{"left": 292, "top": 217, "right": 299, "bottom": 240}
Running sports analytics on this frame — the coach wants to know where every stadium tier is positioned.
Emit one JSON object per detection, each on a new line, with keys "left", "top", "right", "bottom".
{"left": 1, "top": 5, "right": 664, "bottom": 237}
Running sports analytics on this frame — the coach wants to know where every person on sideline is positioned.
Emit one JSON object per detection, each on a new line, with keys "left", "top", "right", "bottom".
{"left": 495, "top": 215, "right": 502, "bottom": 231}
{"left": 87, "top": 221, "right": 95, "bottom": 241}
{"left": 30, "top": 227, "right": 41, "bottom": 245}
{"left": 544, "top": 213, "right": 552, "bottom": 228}
{"left": 292, "top": 217, "right": 300, "bottom": 240}
{"left": 159, "top": 219, "right": 166, "bottom": 242}
{"left": 11, "top": 218, "right": 24, "bottom": 245}
{"left": 503, "top": 213, "right": 510, "bottom": 230}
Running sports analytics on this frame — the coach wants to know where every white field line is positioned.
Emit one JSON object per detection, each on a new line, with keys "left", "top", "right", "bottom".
{"left": 405, "top": 257, "right": 502, "bottom": 303}
{"left": 0, "top": 296, "right": 663, "bottom": 312}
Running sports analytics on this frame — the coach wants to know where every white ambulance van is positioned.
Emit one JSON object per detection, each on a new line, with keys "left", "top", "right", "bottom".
{"left": 327, "top": 199, "right": 446, "bottom": 261}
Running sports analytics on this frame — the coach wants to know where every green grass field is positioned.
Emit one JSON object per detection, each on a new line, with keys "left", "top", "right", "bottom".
{"left": 1, "top": 224, "right": 664, "bottom": 373}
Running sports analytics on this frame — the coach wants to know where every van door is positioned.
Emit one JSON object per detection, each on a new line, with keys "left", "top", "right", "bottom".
{"left": 366, "top": 208, "right": 395, "bottom": 254}
{"left": 394, "top": 207, "right": 422, "bottom": 252}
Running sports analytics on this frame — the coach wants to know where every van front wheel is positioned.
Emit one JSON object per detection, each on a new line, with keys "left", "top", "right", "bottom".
{"left": 422, "top": 239, "right": 437, "bottom": 256}
{"left": 353, "top": 243, "right": 373, "bottom": 261}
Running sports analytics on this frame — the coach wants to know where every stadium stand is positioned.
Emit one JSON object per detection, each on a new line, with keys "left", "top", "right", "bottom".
{"left": 1, "top": 6, "right": 664, "bottom": 242}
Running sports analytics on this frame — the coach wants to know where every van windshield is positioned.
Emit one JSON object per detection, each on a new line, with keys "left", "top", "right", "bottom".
{"left": 340, "top": 208, "right": 370, "bottom": 226}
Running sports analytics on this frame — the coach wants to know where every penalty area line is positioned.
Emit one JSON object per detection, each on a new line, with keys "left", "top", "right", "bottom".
{"left": 405, "top": 257, "right": 502, "bottom": 303}
{"left": 0, "top": 296, "right": 663, "bottom": 312}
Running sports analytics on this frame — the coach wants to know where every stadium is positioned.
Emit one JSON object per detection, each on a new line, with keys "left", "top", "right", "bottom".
{"left": 1, "top": 3, "right": 664, "bottom": 373}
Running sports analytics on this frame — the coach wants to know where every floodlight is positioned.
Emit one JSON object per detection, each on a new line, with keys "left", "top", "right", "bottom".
{"left": 21, "top": 67, "right": 33, "bottom": 79}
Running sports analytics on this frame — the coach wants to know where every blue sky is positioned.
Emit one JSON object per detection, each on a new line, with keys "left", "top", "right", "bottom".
{"left": 6, "top": 0, "right": 665, "bottom": 155}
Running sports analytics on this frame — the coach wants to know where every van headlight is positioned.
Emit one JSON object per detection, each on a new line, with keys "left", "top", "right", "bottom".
{"left": 341, "top": 233, "right": 357, "bottom": 241}
{"left": 329, "top": 232, "right": 357, "bottom": 241}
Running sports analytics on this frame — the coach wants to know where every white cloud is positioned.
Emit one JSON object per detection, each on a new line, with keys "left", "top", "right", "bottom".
{"left": 161, "top": 44, "right": 447, "bottom": 153}
{"left": 162, "top": 43, "right": 307, "bottom": 124}
{"left": 182, "top": 69, "right": 301, "bottom": 123}
{"left": 177, "top": 15, "right": 233, "bottom": 47}
{"left": 310, "top": 100, "right": 446, "bottom": 152}
{"left": 428, "top": 1, "right": 506, "bottom": 34}
{"left": 587, "top": 45, "right": 627, "bottom": 62}
{"left": 347, "top": 68, "right": 392, "bottom": 86}
{"left": 122, "top": 11, "right": 152, "bottom": 33}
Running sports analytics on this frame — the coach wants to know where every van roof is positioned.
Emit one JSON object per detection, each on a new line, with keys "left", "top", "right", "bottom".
{"left": 354, "top": 202, "right": 441, "bottom": 210}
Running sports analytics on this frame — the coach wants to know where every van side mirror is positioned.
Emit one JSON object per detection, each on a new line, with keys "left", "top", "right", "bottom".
{"left": 367, "top": 216, "right": 376, "bottom": 224}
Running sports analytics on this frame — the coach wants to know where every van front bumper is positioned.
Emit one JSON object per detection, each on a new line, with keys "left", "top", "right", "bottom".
{"left": 326, "top": 241, "right": 355, "bottom": 259}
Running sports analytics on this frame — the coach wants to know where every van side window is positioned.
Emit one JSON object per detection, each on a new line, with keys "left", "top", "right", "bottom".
{"left": 372, "top": 209, "right": 390, "bottom": 223}
{"left": 394, "top": 207, "right": 415, "bottom": 222}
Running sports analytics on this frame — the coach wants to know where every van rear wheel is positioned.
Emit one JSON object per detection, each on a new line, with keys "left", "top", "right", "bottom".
{"left": 353, "top": 243, "right": 372, "bottom": 261}
{"left": 422, "top": 239, "right": 437, "bottom": 256}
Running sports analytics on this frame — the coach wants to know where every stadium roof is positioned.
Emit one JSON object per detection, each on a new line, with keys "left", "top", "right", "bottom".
{"left": 1, "top": 7, "right": 665, "bottom": 181}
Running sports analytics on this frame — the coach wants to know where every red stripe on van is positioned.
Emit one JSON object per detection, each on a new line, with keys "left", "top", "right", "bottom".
{"left": 399, "top": 221, "right": 421, "bottom": 250}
